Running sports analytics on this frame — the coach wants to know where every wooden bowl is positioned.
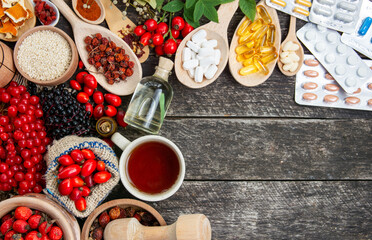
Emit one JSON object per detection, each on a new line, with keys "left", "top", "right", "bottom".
{"left": 81, "top": 199, "right": 166, "bottom": 240}
{"left": 0, "top": 193, "right": 80, "bottom": 240}
{"left": 13, "top": 25, "right": 78, "bottom": 86}
{"left": 72, "top": 0, "right": 105, "bottom": 25}
{"left": 0, "top": 41, "right": 16, "bottom": 87}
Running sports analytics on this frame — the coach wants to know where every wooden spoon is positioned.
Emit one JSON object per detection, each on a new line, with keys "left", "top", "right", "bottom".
{"left": 101, "top": 0, "right": 149, "bottom": 63}
{"left": 51, "top": 0, "right": 142, "bottom": 96}
{"left": 174, "top": 0, "right": 239, "bottom": 89}
{"left": 228, "top": 1, "right": 281, "bottom": 87}
{"left": 277, "top": 16, "right": 304, "bottom": 76}
{"left": 104, "top": 214, "right": 211, "bottom": 240}
{"left": 72, "top": 0, "right": 105, "bottom": 24}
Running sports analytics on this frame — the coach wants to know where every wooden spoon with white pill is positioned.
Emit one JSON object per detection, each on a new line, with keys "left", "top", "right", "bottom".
{"left": 174, "top": 0, "right": 239, "bottom": 89}
{"left": 278, "top": 16, "right": 304, "bottom": 76}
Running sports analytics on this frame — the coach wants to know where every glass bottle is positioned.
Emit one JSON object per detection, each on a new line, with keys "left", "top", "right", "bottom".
{"left": 124, "top": 57, "right": 174, "bottom": 134}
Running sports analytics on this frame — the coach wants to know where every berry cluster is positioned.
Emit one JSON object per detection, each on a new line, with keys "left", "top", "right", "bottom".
{"left": 35, "top": 84, "right": 94, "bottom": 140}
{"left": 57, "top": 149, "right": 112, "bottom": 212}
{"left": 0, "top": 82, "right": 50, "bottom": 195}
{"left": 0, "top": 206, "right": 63, "bottom": 240}
{"left": 34, "top": 0, "right": 57, "bottom": 25}
{"left": 134, "top": 16, "right": 194, "bottom": 56}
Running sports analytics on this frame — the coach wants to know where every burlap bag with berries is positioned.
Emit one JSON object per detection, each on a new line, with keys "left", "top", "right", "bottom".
{"left": 43, "top": 135, "right": 120, "bottom": 218}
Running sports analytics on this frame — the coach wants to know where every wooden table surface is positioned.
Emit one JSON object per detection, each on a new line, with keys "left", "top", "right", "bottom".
{"left": 3, "top": 0, "right": 372, "bottom": 239}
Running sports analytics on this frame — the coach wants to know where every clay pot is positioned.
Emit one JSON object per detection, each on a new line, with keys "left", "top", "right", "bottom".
{"left": 81, "top": 199, "right": 166, "bottom": 240}
{"left": 0, "top": 41, "right": 16, "bottom": 87}
{"left": 0, "top": 193, "right": 80, "bottom": 239}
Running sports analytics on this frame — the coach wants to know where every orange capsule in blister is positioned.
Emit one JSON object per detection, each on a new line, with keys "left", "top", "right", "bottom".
{"left": 253, "top": 56, "right": 269, "bottom": 75}
{"left": 238, "top": 32, "right": 253, "bottom": 44}
{"left": 239, "top": 65, "right": 258, "bottom": 75}
{"left": 295, "top": 0, "right": 312, "bottom": 7}
{"left": 303, "top": 93, "right": 317, "bottom": 101}
{"left": 257, "top": 5, "right": 272, "bottom": 24}
{"left": 324, "top": 95, "right": 339, "bottom": 103}
{"left": 243, "top": 49, "right": 255, "bottom": 59}
{"left": 237, "top": 18, "right": 251, "bottom": 36}
{"left": 293, "top": 7, "right": 310, "bottom": 16}
{"left": 258, "top": 46, "right": 276, "bottom": 55}
{"left": 250, "top": 25, "right": 269, "bottom": 43}
{"left": 261, "top": 52, "right": 278, "bottom": 64}
{"left": 248, "top": 18, "right": 264, "bottom": 33}
{"left": 265, "top": 24, "right": 276, "bottom": 46}
{"left": 270, "top": 0, "right": 286, "bottom": 7}
{"left": 236, "top": 45, "right": 250, "bottom": 55}
{"left": 345, "top": 97, "right": 360, "bottom": 105}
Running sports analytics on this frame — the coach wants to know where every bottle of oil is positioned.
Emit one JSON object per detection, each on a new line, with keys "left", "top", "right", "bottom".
{"left": 124, "top": 57, "right": 174, "bottom": 134}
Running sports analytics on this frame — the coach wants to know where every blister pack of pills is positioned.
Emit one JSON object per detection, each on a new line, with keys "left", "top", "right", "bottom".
{"left": 295, "top": 54, "right": 372, "bottom": 111}
{"left": 341, "top": 0, "right": 372, "bottom": 60}
{"left": 265, "top": 0, "right": 312, "bottom": 21}
{"left": 297, "top": 23, "right": 372, "bottom": 94}
{"left": 308, "top": 0, "right": 363, "bottom": 33}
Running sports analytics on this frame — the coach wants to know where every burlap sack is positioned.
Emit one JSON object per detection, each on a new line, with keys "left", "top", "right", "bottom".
{"left": 43, "top": 135, "right": 120, "bottom": 218}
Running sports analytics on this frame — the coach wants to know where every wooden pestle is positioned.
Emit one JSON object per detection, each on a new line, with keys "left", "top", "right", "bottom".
{"left": 103, "top": 214, "right": 211, "bottom": 240}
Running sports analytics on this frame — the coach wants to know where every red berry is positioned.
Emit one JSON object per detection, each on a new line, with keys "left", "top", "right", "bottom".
{"left": 104, "top": 105, "right": 117, "bottom": 117}
{"left": 163, "top": 39, "right": 177, "bottom": 55}
{"left": 13, "top": 219, "right": 30, "bottom": 233}
{"left": 140, "top": 32, "right": 152, "bottom": 46}
{"left": 38, "top": 221, "right": 52, "bottom": 235}
{"left": 133, "top": 25, "right": 146, "bottom": 37}
{"left": 182, "top": 22, "right": 194, "bottom": 38}
{"left": 83, "top": 86, "right": 94, "bottom": 96}
{"left": 83, "top": 74, "right": 97, "bottom": 89}
{"left": 150, "top": 33, "right": 164, "bottom": 46}
{"left": 155, "top": 45, "right": 164, "bottom": 56}
{"left": 76, "top": 72, "right": 88, "bottom": 83}
{"left": 28, "top": 214, "right": 42, "bottom": 229}
{"left": 171, "top": 29, "right": 179, "bottom": 39}
{"left": 74, "top": 198, "right": 86, "bottom": 212}
{"left": 143, "top": 19, "right": 157, "bottom": 31}
{"left": 69, "top": 80, "right": 81, "bottom": 91}
{"left": 156, "top": 22, "right": 168, "bottom": 35}
{"left": 15, "top": 207, "right": 33, "bottom": 220}
{"left": 172, "top": 16, "right": 185, "bottom": 30}
{"left": 78, "top": 60, "right": 84, "bottom": 69}
{"left": 76, "top": 92, "right": 89, "bottom": 104}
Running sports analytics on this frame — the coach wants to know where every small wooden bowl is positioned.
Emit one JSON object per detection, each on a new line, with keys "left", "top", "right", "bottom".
{"left": 81, "top": 199, "right": 166, "bottom": 240}
{"left": 32, "top": 0, "right": 60, "bottom": 27}
{"left": 13, "top": 25, "right": 79, "bottom": 86}
{"left": 72, "top": 0, "right": 105, "bottom": 25}
{"left": 0, "top": 193, "right": 80, "bottom": 240}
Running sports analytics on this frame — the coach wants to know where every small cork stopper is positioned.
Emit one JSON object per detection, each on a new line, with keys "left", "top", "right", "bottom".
{"left": 158, "top": 57, "right": 174, "bottom": 72}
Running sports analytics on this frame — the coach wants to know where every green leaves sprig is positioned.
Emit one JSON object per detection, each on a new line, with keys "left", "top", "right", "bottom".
{"left": 161, "top": 0, "right": 256, "bottom": 28}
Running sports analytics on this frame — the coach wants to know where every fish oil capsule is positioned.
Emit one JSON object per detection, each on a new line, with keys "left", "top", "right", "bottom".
{"left": 237, "top": 18, "right": 251, "bottom": 36}
{"left": 270, "top": 0, "right": 286, "bottom": 7}
{"left": 239, "top": 65, "right": 258, "bottom": 75}
{"left": 243, "top": 49, "right": 255, "bottom": 59}
{"left": 243, "top": 57, "right": 254, "bottom": 67}
{"left": 250, "top": 25, "right": 269, "bottom": 42}
{"left": 236, "top": 54, "right": 246, "bottom": 62}
{"left": 236, "top": 45, "right": 250, "bottom": 55}
{"left": 293, "top": 7, "right": 310, "bottom": 16}
{"left": 257, "top": 5, "right": 272, "bottom": 24}
{"left": 295, "top": 0, "right": 312, "bottom": 7}
{"left": 265, "top": 24, "right": 275, "bottom": 46}
{"left": 248, "top": 19, "right": 264, "bottom": 33}
{"left": 253, "top": 56, "right": 269, "bottom": 75}
{"left": 246, "top": 41, "right": 255, "bottom": 49}
{"left": 238, "top": 32, "right": 253, "bottom": 44}
{"left": 261, "top": 52, "right": 277, "bottom": 64}
{"left": 258, "top": 46, "right": 276, "bottom": 55}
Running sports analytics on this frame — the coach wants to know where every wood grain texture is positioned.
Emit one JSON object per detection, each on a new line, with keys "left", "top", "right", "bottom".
{"left": 101, "top": 181, "right": 372, "bottom": 240}
{"left": 118, "top": 118, "right": 372, "bottom": 180}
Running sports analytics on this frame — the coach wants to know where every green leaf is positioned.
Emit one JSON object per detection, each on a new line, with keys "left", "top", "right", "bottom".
{"left": 203, "top": 0, "right": 234, "bottom": 6}
{"left": 136, "top": 0, "right": 147, "bottom": 6}
{"left": 203, "top": 4, "right": 218, "bottom": 22}
{"left": 156, "top": 0, "right": 164, "bottom": 10}
{"left": 183, "top": 8, "right": 200, "bottom": 27}
{"left": 239, "top": 0, "right": 256, "bottom": 21}
{"left": 185, "top": 0, "right": 197, "bottom": 8}
{"left": 162, "top": 0, "right": 184, "bottom": 12}
{"left": 146, "top": 0, "right": 157, "bottom": 9}
{"left": 193, "top": 1, "right": 204, "bottom": 22}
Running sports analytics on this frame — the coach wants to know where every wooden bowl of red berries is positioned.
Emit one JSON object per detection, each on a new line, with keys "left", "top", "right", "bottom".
{"left": 81, "top": 199, "right": 166, "bottom": 240}
{"left": 0, "top": 193, "right": 80, "bottom": 240}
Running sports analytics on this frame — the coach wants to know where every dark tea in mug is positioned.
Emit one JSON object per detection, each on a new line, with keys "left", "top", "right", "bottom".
{"left": 126, "top": 141, "right": 180, "bottom": 194}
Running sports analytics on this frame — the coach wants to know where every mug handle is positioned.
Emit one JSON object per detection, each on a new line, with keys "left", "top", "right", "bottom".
{"left": 111, "top": 132, "right": 131, "bottom": 151}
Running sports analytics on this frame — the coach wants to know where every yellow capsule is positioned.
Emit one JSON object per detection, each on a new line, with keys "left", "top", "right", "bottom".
{"left": 253, "top": 56, "right": 269, "bottom": 75}
{"left": 243, "top": 57, "right": 254, "bottom": 67}
{"left": 239, "top": 65, "right": 258, "bottom": 75}
{"left": 257, "top": 5, "right": 272, "bottom": 24}
{"left": 295, "top": 0, "right": 312, "bottom": 7}
{"left": 236, "top": 54, "right": 246, "bottom": 62}
{"left": 254, "top": 32, "right": 267, "bottom": 49}
{"left": 250, "top": 24, "right": 268, "bottom": 43}
{"left": 243, "top": 49, "right": 255, "bottom": 59}
{"left": 236, "top": 45, "right": 250, "bottom": 55}
{"left": 246, "top": 41, "right": 255, "bottom": 49}
{"left": 237, "top": 18, "right": 251, "bottom": 36}
{"left": 248, "top": 18, "right": 264, "bottom": 33}
{"left": 265, "top": 24, "right": 275, "bottom": 46}
{"left": 261, "top": 52, "right": 278, "bottom": 64}
{"left": 270, "top": 0, "right": 286, "bottom": 7}
{"left": 258, "top": 46, "right": 276, "bottom": 55}
{"left": 238, "top": 32, "right": 253, "bottom": 44}
{"left": 293, "top": 7, "right": 310, "bottom": 16}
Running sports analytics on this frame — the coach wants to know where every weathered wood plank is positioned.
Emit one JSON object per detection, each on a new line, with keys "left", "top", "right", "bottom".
{"left": 118, "top": 118, "right": 372, "bottom": 180}
{"left": 101, "top": 181, "right": 372, "bottom": 240}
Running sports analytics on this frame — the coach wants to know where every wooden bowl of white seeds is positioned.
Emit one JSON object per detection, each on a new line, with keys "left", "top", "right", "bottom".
{"left": 14, "top": 25, "right": 78, "bottom": 86}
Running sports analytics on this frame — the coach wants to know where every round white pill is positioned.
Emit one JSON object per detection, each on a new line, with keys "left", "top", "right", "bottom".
{"left": 315, "top": 42, "right": 326, "bottom": 52}
{"left": 346, "top": 55, "right": 358, "bottom": 66}
{"left": 305, "top": 30, "right": 316, "bottom": 41}
{"left": 357, "top": 67, "right": 369, "bottom": 78}
{"left": 336, "top": 44, "right": 348, "bottom": 54}
{"left": 345, "top": 77, "right": 356, "bottom": 87}
{"left": 335, "top": 66, "right": 346, "bottom": 75}
{"left": 326, "top": 33, "right": 338, "bottom": 43}
{"left": 192, "top": 29, "right": 207, "bottom": 44}
{"left": 325, "top": 54, "right": 335, "bottom": 63}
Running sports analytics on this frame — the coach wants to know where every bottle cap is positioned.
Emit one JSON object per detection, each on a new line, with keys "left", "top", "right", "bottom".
{"left": 158, "top": 57, "right": 174, "bottom": 72}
